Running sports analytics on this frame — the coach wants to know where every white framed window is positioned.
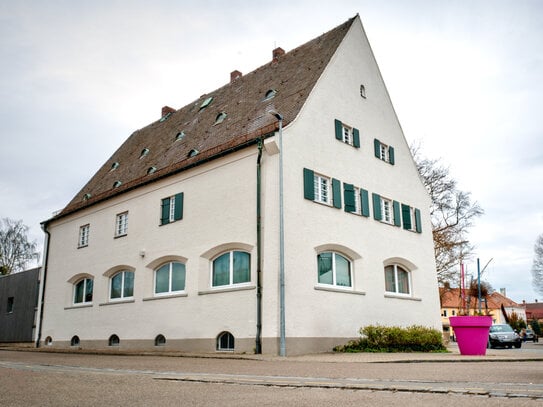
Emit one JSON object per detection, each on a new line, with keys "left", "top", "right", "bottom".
{"left": 115, "top": 212, "right": 128, "bottom": 237}
{"left": 212, "top": 251, "right": 250, "bottom": 288}
{"left": 317, "top": 251, "right": 352, "bottom": 288}
{"left": 160, "top": 193, "right": 183, "bottom": 225}
{"left": 155, "top": 262, "right": 186, "bottom": 295}
{"left": 313, "top": 173, "right": 331, "bottom": 205}
{"left": 110, "top": 271, "right": 134, "bottom": 300}
{"left": 217, "top": 331, "right": 235, "bottom": 351}
{"left": 374, "top": 139, "right": 395, "bottom": 165}
{"left": 381, "top": 197, "right": 393, "bottom": 224}
{"left": 73, "top": 278, "right": 93, "bottom": 304}
{"left": 385, "top": 264, "right": 411, "bottom": 295}
{"left": 342, "top": 124, "right": 353, "bottom": 146}
{"left": 78, "top": 224, "right": 89, "bottom": 248}
{"left": 353, "top": 186, "right": 361, "bottom": 214}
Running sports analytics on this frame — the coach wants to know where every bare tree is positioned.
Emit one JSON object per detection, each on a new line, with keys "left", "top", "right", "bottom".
{"left": 411, "top": 144, "right": 483, "bottom": 285}
{"left": 531, "top": 234, "right": 543, "bottom": 296}
{"left": 0, "top": 218, "right": 39, "bottom": 275}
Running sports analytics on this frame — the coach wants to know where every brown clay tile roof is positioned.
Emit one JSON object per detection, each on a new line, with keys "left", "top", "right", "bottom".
{"left": 54, "top": 16, "right": 356, "bottom": 220}
{"left": 439, "top": 287, "right": 521, "bottom": 310}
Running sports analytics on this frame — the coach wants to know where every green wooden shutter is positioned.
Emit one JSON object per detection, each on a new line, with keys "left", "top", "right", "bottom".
{"left": 160, "top": 198, "right": 170, "bottom": 225}
{"left": 374, "top": 139, "right": 381, "bottom": 158}
{"left": 360, "top": 189, "right": 370, "bottom": 217}
{"left": 415, "top": 208, "right": 422, "bottom": 233}
{"left": 401, "top": 204, "right": 412, "bottom": 230}
{"left": 334, "top": 119, "right": 343, "bottom": 141}
{"left": 332, "top": 178, "right": 342, "bottom": 209}
{"left": 353, "top": 128, "right": 360, "bottom": 148}
{"left": 174, "top": 192, "right": 184, "bottom": 221}
{"left": 343, "top": 183, "right": 355, "bottom": 213}
{"left": 303, "top": 168, "right": 315, "bottom": 200}
{"left": 389, "top": 146, "right": 395, "bottom": 165}
{"left": 372, "top": 193, "right": 382, "bottom": 220}
{"left": 393, "top": 200, "right": 401, "bottom": 226}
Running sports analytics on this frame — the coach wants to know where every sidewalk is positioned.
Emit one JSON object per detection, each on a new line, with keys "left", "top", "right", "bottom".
{"left": 2, "top": 341, "right": 543, "bottom": 363}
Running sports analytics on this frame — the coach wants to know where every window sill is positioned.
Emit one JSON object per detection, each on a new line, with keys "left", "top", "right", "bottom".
{"left": 99, "top": 299, "right": 136, "bottom": 306}
{"left": 314, "top": 285, "right": 365, "bottom": 295}
{"left": 77, "top": 244, "right": 88, "bottom": 249}
{"left": 143, "top": 293, "right": 188, "bottom": 301}
{"left": 114, "top": 234, "right": 127, "bottom": 239}
{"left": 199, "top": 285, "right": 256, "bottom": 295}
{"left": 384, "top": 293, "right": 421, "bottom": 301}
{"left": 64, "top": 304, "right": 93, "bottom": 310}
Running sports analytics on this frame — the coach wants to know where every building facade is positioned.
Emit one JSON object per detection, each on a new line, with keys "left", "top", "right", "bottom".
{"left": 38, "top": 16, "right": 441, "bottom": 355}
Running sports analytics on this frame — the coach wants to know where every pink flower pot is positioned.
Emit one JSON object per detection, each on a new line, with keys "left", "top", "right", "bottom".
{"left": 449, "top": 315, "right": 493, "bottom": 356}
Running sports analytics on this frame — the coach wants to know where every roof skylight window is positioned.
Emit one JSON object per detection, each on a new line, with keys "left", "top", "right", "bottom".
{"left": 199, "top": 97, "right": 213, "bottom": 110}
{"left": 263, "top": 89, "right": 277, "bottom": 101}
{"left": 214, "top": 112, "right": 227, "bottom": 125}
{"left": 113, "top": 181, "right": 122, "bottom": 188}
{"left": 175, "top": 131, "right": 185, "bottom": 142}
{"left": 110, "top": 162, "right": 120, "bottom": 171}
{"left": 188, "top": 149, "right": 199, "bottom": 158}
{"left": 83, "top": 193, "right": 92, "bottom": 201}
{"left": 140, "top": 148, "right": 150, "bottom": 159}
{"left": 147, "top": 166, "right": 157, "bottom": 175}
{"left": 159, "top": 112, "right": 172, "bottom": 122}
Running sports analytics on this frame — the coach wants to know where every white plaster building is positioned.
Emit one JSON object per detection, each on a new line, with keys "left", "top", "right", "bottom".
{"left": 38, "top": 15, "right": 441, "bottom": 355}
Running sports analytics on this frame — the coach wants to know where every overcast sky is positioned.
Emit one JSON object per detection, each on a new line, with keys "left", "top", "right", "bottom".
{"left": 1, "top": 0, "right": 541, "bottom": 303}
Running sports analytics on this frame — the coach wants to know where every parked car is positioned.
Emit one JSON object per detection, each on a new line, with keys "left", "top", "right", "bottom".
{"left": 525, "top": 329, "right": 538, "bottom": 342}
{"left": 488, "top": 324, "right": 522, "bottom": 349}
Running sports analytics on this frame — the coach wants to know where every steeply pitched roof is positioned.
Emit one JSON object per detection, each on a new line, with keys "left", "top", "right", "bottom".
{"left": 54, "top": 16, "right": 357, "bottom": 220}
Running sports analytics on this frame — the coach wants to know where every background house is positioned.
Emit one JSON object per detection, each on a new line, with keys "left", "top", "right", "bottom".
{"left": 0, "top": 268, "right": 40, "bottom": 344}
{"left": 38, "top": 16, "right": 441, "bottom": 355}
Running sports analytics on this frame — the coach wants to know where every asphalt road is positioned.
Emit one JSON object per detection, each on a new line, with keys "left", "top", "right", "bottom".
{"left": 1, "top": 345, "right": 542, "bottom": 406}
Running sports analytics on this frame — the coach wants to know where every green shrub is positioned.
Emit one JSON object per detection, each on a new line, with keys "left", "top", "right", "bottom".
{"left": 333, "top": 325, "right": 446, "bottom": 353}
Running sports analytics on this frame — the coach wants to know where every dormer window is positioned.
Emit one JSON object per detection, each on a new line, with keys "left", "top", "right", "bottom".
{"left": 83, "top": 193, "right": 92, "bottom": 201}
{"left": 110, "top": 162, "right": 119, "bottom": 171}
{"left": 175, "top": 131, "right": 185, "bottom": 142}
{"left": 188, "top": 149, "right": 199, "bottom": 158}
{"left": 262, "top": 89, "right": 277, "bottom": 101}
{"left": 147, "top": 166, "right": 157, "bottom": 175}
{"left": 214, "top": 112, "right": 227, "bottom": 125}
{"left": 140, "top": 148, "right": 150, "bottom": 159}
{"left": 199, "top": 97, "right": 213, "bottom": 110}
{"left": 113, "top": 180, "right": 122, "bottom": 189}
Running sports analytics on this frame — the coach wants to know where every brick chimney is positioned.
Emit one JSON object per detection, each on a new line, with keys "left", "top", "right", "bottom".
{"left": 161, "top": 106, "right": 176, "bottom": 117}
{"left": 230, "top": 70, "right": 242, "bottom": 83}
{"left": 272, "top": 47, "right": 285, "bottom": 63}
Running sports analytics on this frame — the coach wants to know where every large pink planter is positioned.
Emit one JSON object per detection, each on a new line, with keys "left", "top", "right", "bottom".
{"left": 449, "top": 316, "right": 492, "bottom": 356}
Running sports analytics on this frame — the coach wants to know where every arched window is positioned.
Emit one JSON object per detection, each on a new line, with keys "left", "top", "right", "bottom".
{"left": 155, "top": 334, "right": 166, "bottom": 346}
{"left": 45, "top": 336, "right": 53, "bottom": 346}
{"left": 110, "top": 271, "right": 134, "bottom": 300}
{"left": 385, "top": 264, "right": 411, "bottom": 295}
{"left": 155, "top": 262, "right": 186, "bottom": 295}
{"left": 70, "top": 336, "right": 80, "bottom": 346}
{"left": 217, "top": 331, "right": 234, "bottom": 351}
{"left": 108, "top": 334, "right": 120, "bottom": 346}
{"left": 74, "top": 278, "right": 93, "bottom": 304}
{"left": 317, "top": 252, "right": 352, "bottom": 288}
{"left": 212, "top": 251, "right": 250, "bottom": 287}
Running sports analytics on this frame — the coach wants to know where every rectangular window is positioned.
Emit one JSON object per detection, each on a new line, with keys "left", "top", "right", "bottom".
{"left": 161, "top": 192, "right": 184, "bottom": 225}
{"left": 7, "top": 297, "right": 14, "bottom": 313}
{"left": 334, "top": 119, "right": 360, "bottom": 148}
{"left": 115, "top": 212, "right": 128, "bottom": 237}
{"left": 78, "top": 224, "right": 89, "bottom": 248}
{"left": 443, "top": 310, "right": 448, "bottom": 317}
{"left": 344, "top": 183, "right": 362, "bottom": 215}
{"left": 381, "top": 198, "right": 392, "bottom": 224}
{"left": 401, "top": 203, "right": 422, "bottom": 233}
{"left": 313, "top": 173, "right": 330, "bottom": 205}
{"left": 374, "top": 139, "right": 395, "bottom": 165}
